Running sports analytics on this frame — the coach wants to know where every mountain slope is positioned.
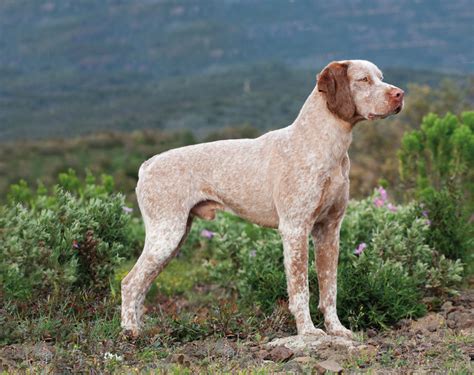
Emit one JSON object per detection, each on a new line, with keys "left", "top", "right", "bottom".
{"left": 0, "top": 0, "right": 473, "bottom": 140}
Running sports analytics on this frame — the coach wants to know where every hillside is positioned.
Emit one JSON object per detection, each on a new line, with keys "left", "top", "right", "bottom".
{"left": 0, "top": 0, "right": 473, "bottom": 140}
{"left": 0, "top": 62, "right": 468, "bottom": 140}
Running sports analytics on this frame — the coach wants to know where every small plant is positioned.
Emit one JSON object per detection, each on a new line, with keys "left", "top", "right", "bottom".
{"left": 398, "top": 111, "right": 474, "bottom": 206}
{"left": 0, "top": 172, "right": 137, "bottom": 304}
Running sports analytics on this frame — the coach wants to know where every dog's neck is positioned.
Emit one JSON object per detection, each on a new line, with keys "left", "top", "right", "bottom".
{"left": 291, "top": 88, "right": 353, "bottom": 157}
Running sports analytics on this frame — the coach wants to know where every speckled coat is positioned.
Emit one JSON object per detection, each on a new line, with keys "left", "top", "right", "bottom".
{"left": 121, "top": 60, "right": 404, "bottom": 338}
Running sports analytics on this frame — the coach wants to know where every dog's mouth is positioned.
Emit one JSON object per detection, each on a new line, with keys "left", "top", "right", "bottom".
{"left": 367, "top": 113, "right": 389, "bottom": 120}
{"left": 368, "top": 104, "right": 403, "bottom": 120}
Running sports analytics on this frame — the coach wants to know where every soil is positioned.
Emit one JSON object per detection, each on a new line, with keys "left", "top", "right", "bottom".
{"left": 1, "top": 290, "right": 473, "bottom": 373}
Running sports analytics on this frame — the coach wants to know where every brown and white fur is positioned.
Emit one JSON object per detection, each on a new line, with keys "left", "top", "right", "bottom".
{"left": 121, "top": 60, "right": 404, "bottom": 338}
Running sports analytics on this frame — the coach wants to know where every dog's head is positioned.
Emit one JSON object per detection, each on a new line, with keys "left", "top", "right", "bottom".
{"left": 317, "top": 60, "right": 404, "bottom": 125}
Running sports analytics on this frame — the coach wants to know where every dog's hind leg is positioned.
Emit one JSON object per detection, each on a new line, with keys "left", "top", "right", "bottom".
{"left": 121, "top": 215, "right": 193, "bottom": 337}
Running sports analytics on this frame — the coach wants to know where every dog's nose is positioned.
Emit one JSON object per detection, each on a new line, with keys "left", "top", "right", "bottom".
{"left": 388, "top": 87, "right": 404, "bottom": 101}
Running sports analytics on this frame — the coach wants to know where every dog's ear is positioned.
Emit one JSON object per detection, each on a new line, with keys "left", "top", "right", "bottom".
{"left": 317, "top": 62, "right": 358, "bottom": 124}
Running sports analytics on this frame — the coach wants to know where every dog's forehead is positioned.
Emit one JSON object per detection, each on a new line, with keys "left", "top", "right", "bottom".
{"left": 346, "top": 60, "right": 382, "bottom": 79}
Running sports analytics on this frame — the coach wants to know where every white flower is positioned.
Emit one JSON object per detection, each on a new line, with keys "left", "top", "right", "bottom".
{"left": 104, "top": 352, "right": 123, "bottom": 362}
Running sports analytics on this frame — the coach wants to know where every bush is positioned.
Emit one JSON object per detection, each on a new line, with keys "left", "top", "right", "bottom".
{"left": 397, "top": 112, "right": 473, "bottom": 268}
{"left": 204, "top": 188, "right": 464, "bottom": 330}
{"left": 398, "top": 111, "right": 474, "bottom": 207}
{"left": 418, "top": 188, "right": 473, "bottom": 272}
{"left": 0, "top": 171, "right": 137, "bottom": 304}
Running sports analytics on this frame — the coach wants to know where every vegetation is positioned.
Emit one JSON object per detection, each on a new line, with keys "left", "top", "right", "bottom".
{"left": 203, "top": 188, "right": 463, "bottom": 330}
{"left": 0, "top": 167, "right": 471, "bottom": 372}
{"left": 1, "top": 77, "right": 472, "bottom": 207}
{"left": 1, "top": 1, "right": 472, "bottom": 140}
{"left": 0, "top": 171, "right": 140, "bottom": 303}
{"left": 398, "top": 111, "right": 474, "bottom": 271}
{"left": 0, "top": 51, "right": 472, "bottom": 371}
{"left": 399, "top": 111, "right": 474, "bottom": 203}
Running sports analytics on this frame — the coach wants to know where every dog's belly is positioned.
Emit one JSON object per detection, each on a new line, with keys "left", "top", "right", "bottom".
{"left": 201, "top": 180, "right": 279, "bottom": 228}
{"left": 222, "top": 199, "right": 280, "bottom": 228}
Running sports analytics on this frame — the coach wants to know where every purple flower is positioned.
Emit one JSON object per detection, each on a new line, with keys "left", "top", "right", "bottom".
{"left": 378, "top": 187, "right": 388, "bottom": 202}
{"left": 387, "top": 203, "right": 398, "bottom": 212}
{"left": 373, "top": 198, "right": 384, "bottom": 208}
{"left": 425, "top": 220, "right": 432, "bottom": 226}
{"left": 354, "top": 242, "right": 367, "bottom": 256}
{"left": 422, "top": 210, "right": 429, "bottom": 218}
{"left": 122, "top": 206, "right": 133, "bottom": 214}
{"left": 249, "top": 249, "right": 257, "bottom": 258}
{"left": 200, "top": 229, "right": 215, "bottom": 239}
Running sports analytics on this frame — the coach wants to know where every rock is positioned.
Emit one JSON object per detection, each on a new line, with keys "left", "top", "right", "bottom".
{"left": 266, "top": 334, "right": 357, "bottom": 354}
{"left": 212, "top": 339, "right": 236, "bottom": 359}
{"left": 315, "top": 359, "right": 343, "bottom": 374}
{"left": 282, "top": 360, "right": 303, "bottom": 373}
{"left": 411, "top": 313, "right": 445, "bottom": 332}
{"left": 293, "top": 356, "right": 314, "bottom": 365}
{"left": 366, "top": 328, "right": 377, "bottom": 337}
{"left": 264, "top": 345, "right": 294, "bottom": 362}
{"left": 32, "top": 342, "right": 54, "bottom": 363}
{"left": 441, "top": 300, "right": 453, "bottom": 312}
{"left": 394, "top": 319, "right": 411, "bottom": 330}
{"left": 447, "top": 310, "right": 473, "bottom": 330}
{"left": 357, "top": 344, "right": 378, "bottom": 359}
{"left": 256, "top": 349, "right": 270, "bottom": 359}
{"left": 170, "top": 353, "right": 192, "bottom": 367}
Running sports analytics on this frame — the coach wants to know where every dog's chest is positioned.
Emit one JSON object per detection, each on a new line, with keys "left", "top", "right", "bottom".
{"left": 312, "top": 155, "right": 349, "bottom": 219}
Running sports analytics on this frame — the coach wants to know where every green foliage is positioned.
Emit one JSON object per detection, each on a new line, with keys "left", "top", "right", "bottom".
{"left": 418, "top": 189, "right": 473, "bottom": 271}
{"left": 398, "top": 111, "right": 474, "bottom": 203}
{"left": 398, "top": 111, "right": 473, "bottom": 267}
{"left": 0, "top": 172, "right": 137, "bottom": 303}
{"left": 205, "top": 189, "right": 464, "bottom": 330}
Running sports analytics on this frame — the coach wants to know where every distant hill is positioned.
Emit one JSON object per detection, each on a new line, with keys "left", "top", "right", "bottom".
{"left": 0, "top": 0, "right": 473, "bottom": 140}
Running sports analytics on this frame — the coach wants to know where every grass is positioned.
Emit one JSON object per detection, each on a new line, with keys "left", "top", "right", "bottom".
{"left": 2, "top": 252, "right": 473, "bottom": 373}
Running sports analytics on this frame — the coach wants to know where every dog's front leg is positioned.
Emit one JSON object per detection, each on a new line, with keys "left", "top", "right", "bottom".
{"left": 312, "top": 219, "right": 353, "bottom": 338}
{"left": 279, "top": 224, "right": 326, "bottom": 336}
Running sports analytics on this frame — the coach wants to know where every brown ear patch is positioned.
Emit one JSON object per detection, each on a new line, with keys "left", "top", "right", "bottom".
{"left": 317, "top": 62, "right": 361, "bottom": 125}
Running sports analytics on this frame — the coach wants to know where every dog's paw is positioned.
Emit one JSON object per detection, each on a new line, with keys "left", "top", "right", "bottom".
{"left": 300, "top": 326, "right": 327, "bottom": 337}
{"left": 326, "top": 325, "right": 353, "bottom": 339}
{"left": 120, "top": 327, "right": 140, "bottom": 340}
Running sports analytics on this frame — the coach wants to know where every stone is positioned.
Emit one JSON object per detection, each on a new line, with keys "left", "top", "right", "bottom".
{"left": 256, "top": 349, "right": 270, "bottom": 359}
{"left": 411, "top": 313, "right": 445, "bottom": 332}
{"left": 315, "top": 359, "right": 343, "bottom": 374}
{"left": 266, "top": 333, "right": 357, "bottom": 355}
{"left": 212, "top": 339, "right": 236, "bottom": 359}
{"left": 447, "top": 310, "right": 473, "bottom": 330}
{"left": 293, "top": 356, "right": 314, "bottom": 365}
{"left": 32, "top": 342, "right": 54, "bottom": 363}
{"left": 366, "top": 328, "right": 377, "bottom": 337}
{"left": 170, "top": 353, "right": 192, "bottom": 367}
{"left": 441, "top": 300, "right": 453, "bottom": 312}
{"left": 282, "top": 360, "right": 303, "bottom": 373}
{"left": 264, "top": 345, "right": 294, "bottom": 362}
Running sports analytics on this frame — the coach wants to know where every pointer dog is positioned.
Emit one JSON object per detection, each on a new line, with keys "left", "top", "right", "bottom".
{"left": 121, "top": 60, "right": 404, "bottom": 338}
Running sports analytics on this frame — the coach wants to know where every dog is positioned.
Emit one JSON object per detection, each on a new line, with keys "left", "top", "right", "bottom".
{"left": 121, "top": 60, "right": 404, "bottom": 338}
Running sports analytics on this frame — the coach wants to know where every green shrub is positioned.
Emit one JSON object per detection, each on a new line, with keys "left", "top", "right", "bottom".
{"left": 204, "top": 188, "right": 464, "bottom": 330}
{"left": 418, "top": 189, "right": 473, "bottom": 272}
{"left": 398, "top": 111, "right": 474, "bottom": 207}
{"left": 0, "top": 172, "right": 136, "bottom": 303}
{"left": 398, "top": 111, "right": 473, "bottom": 272}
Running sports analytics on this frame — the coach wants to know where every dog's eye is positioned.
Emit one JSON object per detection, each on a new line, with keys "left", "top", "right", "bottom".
{"left": 357, "top": 77, "right": 369, "bottom": 82}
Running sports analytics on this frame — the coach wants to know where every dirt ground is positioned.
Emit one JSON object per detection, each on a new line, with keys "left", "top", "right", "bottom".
{"left": 1, "top": 290, "right": 473, "bottom": 373}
